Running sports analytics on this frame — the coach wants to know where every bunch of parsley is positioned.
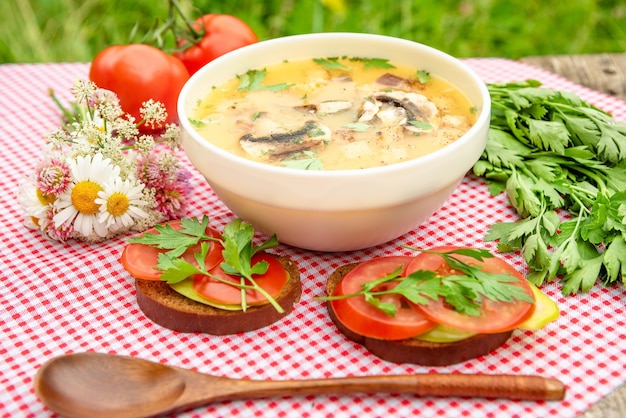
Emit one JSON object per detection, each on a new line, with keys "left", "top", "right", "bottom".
{"left": 473, "top": 80, "right": 626, "bottom": 294}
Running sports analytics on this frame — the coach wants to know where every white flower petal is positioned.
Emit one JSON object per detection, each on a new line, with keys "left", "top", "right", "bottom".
{"left": 53, "top": 205, "right": 77, "bottom": 227}
{"left": 74, "top": 213, "right": 92, "bottom": 237}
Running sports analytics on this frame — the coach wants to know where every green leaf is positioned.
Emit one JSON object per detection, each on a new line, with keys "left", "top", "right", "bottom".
{"left": 580, "top": 193, "right": 611, "bottom": 244}
{"left": 156, "top": 252, "right": 203, "bottom": 284}
{"left": 127, "top": 215, "right": 212, "bottom": 257}
{"left": 355, "top": 57, "right": 396, "bottom": 70}
{"left": 524, "top": 157, "right": 562, "bottom": 183}
{"left": 484, "top": 129, "right": 530, "bottom": 168}
{"left": 522, "top": 234, "right": 551, "bottom": 275}
{"left": 532, "top": 177, "right": 565, "bottom": 209}
{"left": 602, "top": 235, "right": 626, "bottom": 283}
{"left": 605, "top": 167, "right": 626, "bottom": 195}
{"left": 526, "top": 103, "right": 548, "bottom": 119}
{"left": 561, "top": 254, "right": 603, "bottom": 294}
{"left": 395, "top": 271, "right": 444, "bottom": 305}
{"left": 237, "top": 69, "right": 293, "bottom": 92}
{"left": 527, "top": 268, "right": 550, "bottom": 287}
{"left": 578, "top": 107, "right": 626, "bottom": 163}
{"left": 188, "top": 118, "right": 205, "bottom": 128}
{"left": 559, "top": 237, "right": 582, "bottom": 274}
{"left": 220, "top": 218, "right": 278, "bottom": 280}
{"left": 506, "top": 170, "right": 542, "bottom": 217}
{"left": 484, "top": 221, "right": 523, "bottom": 251}
{"left": 416, "top": 69, "right": 431, "bottom": 83}
{"left": 507, "top": 216, "right": 540, "bottom": 241}
{"left": 528, "top": 119, "right": 570, "bottom": 153}
{"left": 364, "top": 293, "right": 397, "bottom": 316}
{"left": 504, "top": 108, "right": 529, "bottom": 141}
{"left": 280, "top": 151, "right": 324, "bottom": 170}
{"left": 409, "top": 120, "right": 433, "bottom": 130}
{"left": 486, "top": 179, "right": 508, "bottom": 197}
{"left": 541, "top": 210, "right": 561, "bottom": 236}
{"left": 561, "top": 114, "right": 600, "bottom": 150}
{"left": 343, "top": 122, "right": 370, "bottom": 132}
{"left": 474, "top": 272, "right": 534, "bottom": 303}
{"left": 313, "top": 57, "right": 351, "bottom": 71}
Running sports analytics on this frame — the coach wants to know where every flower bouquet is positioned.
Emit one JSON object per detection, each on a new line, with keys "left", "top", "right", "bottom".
{"left": 18, "top": 80, "right": 191, "bottom": 243}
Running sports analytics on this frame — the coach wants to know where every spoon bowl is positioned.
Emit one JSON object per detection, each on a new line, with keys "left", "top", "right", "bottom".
{"left": 34, "top": 352, "right": 566, "bottom": 418}
{"left": 35, "top": 353, "right": 187, "bottom": 417}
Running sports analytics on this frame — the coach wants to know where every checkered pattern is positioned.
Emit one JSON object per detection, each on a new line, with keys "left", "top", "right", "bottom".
{"left": 1, "top": 59, "right": 625, "bottom": 418}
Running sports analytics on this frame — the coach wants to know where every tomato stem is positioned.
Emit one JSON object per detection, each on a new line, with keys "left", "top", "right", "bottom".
{"left": 168, "top": 0, "right": 204, "bottom": 42}
{"left": 132, "top": 0, "right": 205, "bottom": 53}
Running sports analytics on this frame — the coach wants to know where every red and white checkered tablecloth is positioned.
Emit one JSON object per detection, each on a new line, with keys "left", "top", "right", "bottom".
{"left": 1, "top": 59, "right": 625, "bottom": 418}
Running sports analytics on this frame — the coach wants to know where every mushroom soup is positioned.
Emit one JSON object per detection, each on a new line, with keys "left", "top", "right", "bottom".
{"left": 190, "top": 57, "right": 477, "bottom": 170}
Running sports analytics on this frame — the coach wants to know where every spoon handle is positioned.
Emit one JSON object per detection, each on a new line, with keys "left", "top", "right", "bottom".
{"left": 181, "top": 372, "right": 565, "bottom": 405}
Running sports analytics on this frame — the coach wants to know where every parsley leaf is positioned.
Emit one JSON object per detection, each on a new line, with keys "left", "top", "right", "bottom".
{"left": 408, "top": 120, "right": 434, "bottom": 131}
{"left": 237, "top": 69, "right": 293, "bottom": 92}
{"left": 313, "top": 57, "right": 351, "bottom": 71}
{"left": 127, "top": 215, "right": 214, "bottom": 258}
{"left": 280, "top": 151, "right": 324, "bottom": 170}
{"left": 474, "top": 80, "right": 626, "bottom": 294}
{"left": 349, "top": 57, "right": 396, "bottom": 69}
{"left": 416, "top": 69, "right": 431, "bottom": 83}
{"left": 188, "top": 119, "right": 205, "bottom": 128}
{"left": 343, "top": 122, "right": 371, "bottom": 132}
{"left": 157, "top": 244, "right": 206, "bottom": 284}
{"left": 313, "top": 57, "right": 396, "bottom": 71}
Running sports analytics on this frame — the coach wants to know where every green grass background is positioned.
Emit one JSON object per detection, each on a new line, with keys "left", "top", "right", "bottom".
{"left": 2, "top": 0, "right": 625, "bottom": 64}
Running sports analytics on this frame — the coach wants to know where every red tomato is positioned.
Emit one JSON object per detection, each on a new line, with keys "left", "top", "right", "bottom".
{"left": 330, "top": 256, "right": 436, "bottom": 341}
{"left": 193, "top": 252, "right": 287, "bottom": 305}
{"left": 89, "top": 44, "right": 190, "bottom": 130}
{"left": 405, "top": 246, "right": 535, "bottom": 333}
{"left": 120, "top": 220, "right": 223, "bottom": 281}
{"left": 174, "top": 14, "right": 258, "bottom": 76}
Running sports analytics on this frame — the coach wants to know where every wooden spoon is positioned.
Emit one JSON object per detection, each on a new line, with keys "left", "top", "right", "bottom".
{"left": 34, "top": 352, "right": 565, "bottom": 418}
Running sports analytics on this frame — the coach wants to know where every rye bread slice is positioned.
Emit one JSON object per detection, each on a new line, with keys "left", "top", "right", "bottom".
{"left": 135, "top": 256, "right": 301, "bottom": 335}
{"left": 326, "top": 263, "right": 512, "bottom": 366}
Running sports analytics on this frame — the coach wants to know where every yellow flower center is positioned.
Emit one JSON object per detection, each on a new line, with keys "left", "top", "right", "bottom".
{"left": 36, "top": 189, "right": 55, "bottom": 205}
{"left": 71, "top": 181, "right": 102, "bottom": 214}
{"left": 106, "top": 192, "right": 130, "bottom": 217}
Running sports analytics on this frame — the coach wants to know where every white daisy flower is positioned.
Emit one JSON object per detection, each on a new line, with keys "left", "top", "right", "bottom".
{"left": 53, "top": 153, "right": 120, "bottom": 238}
{"left": 95, "top": 177, "right": 149, "bottom": 232}
{"left": 17, "top": 178, "right": 52, "bottom": 230}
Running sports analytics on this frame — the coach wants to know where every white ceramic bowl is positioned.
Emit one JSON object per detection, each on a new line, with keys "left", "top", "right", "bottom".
{"left": 178, "top": 33, "right": 490, "bottom": 252}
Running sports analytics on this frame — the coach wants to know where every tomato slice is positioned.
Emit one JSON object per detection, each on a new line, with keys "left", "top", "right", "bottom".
{"left": 330, "top": 256, "right": 436, "bottom": 341}
{"left": 405, "top": 246, "right": 535, "bottom": 334}
{"left": 121, "top": 220, "right": 224, "bottom": 280}
{"left": 193, "top": 252, "right": 288, "bottom": 306}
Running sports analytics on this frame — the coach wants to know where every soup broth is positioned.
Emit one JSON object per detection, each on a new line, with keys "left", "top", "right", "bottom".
{"left": 190, "top": 57, "right": 477, "bottom": 170}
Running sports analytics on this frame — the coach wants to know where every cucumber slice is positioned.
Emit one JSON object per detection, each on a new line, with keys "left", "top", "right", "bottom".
{"left": 415, "top": 324, "right": 478, "bottom": 343}
{"left": 169, "top": 279, "right": 244, "bottom": 311}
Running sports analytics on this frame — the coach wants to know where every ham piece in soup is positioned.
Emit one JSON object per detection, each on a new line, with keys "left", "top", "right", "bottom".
{"left": 190, "top": 57, "right": 477, "bottom": 170}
